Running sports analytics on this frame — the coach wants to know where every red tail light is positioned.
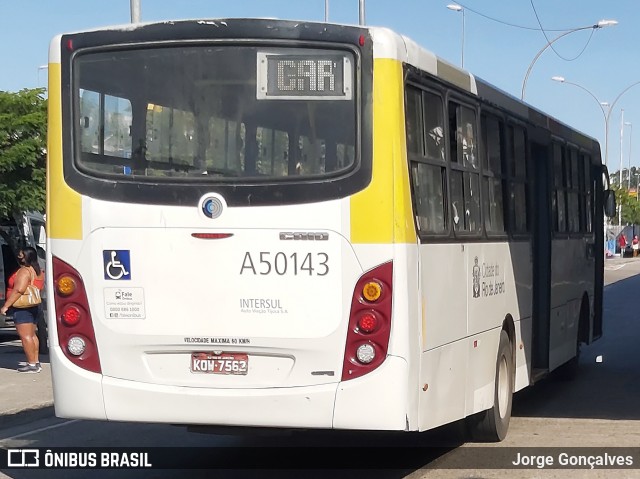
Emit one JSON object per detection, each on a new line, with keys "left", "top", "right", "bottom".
{"left": 61, "top": 305, "right": 82, "bottom": 326}
{"left": 53, "top": 256, "right": 101, "bottom": 373}
{"left": 357, "top": 312, "right": 378, "bottom": 333}
{"left": 341, "top": 261, "right": 393, "bottom": 381}
{"left": 191, "top": 233, "right": 234, "bottom": 240}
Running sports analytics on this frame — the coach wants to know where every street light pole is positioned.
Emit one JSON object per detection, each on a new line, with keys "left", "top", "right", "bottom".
{"left": 325, "top": 0, "right": 329, "bottom": 22}
{"left": 130, "top": 0, "right": 141, "bottom": 23}
{"left": 521, "top": 19, "right": 617, "bottom": 101}
{"left": 358, "top": 0, "right": 365, "bottom": 25}
{"left": 447, "top": 4, "right": 465, "bottom": 68}
{"left": 551, "top": 76, "right": 609, "bottom": 164}
{"left": 37, "top": 65, "right": 48, "bottom": 88}
{"left": 551, "top": 75, "right": 640, "bottom": 256}
{"left": 620, "top": 109, "right": 625, "bottom": 225}
{"left": 551, "top": 76, "right": 640, "bottom": 171}
{"left": 627, "top": 122, "right": 634, "bottom": 190}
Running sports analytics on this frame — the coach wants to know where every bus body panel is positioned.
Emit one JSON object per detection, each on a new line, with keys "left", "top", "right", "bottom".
{"left": 420, "top": 244, "right": 467, "bottom": 350}
{"left": 548, "top": 237, "right": 593, "bottom": 370}
{"left": 58, "top": 198, "right": 374, "bottom": 389}
{"left": 50, "top": 344, "right": 107, "bottom": 420}
{"left": 417, "top": 335, "right": 468, "bottom": 431}
{"left": 417, "top": 241, "right": 533, "bottom": 430}
{"left": 333, "top": 355, "right": 408, "bottom": 430}
{"left": 46, "top": 60, "right": 82, "bottom": 241}
{"left": 420, "top": 242, "right": 533, "bottom": 350}
{"left": 418, "top": 321, "right": 529, "bottom": 432}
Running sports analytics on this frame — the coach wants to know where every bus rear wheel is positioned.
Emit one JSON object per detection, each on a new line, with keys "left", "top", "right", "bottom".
{"left": 467, "top": 330, "right": 513, "bottom": 442}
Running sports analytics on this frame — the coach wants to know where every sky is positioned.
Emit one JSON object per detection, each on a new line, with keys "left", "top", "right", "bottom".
{"left": 1, "top": 0, "right": 639, "bottom": 174}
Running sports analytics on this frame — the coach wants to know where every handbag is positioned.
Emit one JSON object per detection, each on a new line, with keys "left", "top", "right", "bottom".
{"left": 13, "top": 268, "right": 42, "bottom": 309}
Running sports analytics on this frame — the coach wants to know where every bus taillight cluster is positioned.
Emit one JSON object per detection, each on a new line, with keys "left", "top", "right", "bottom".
{"left": 341, "top": 261, "right": 393, "bottom": 381}
{"left": 52, "top": 256, "right": 101, "bottom": 374}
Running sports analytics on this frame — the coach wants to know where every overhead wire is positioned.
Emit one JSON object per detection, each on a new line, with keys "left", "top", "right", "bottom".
{"left": 453, "top": 1, "right": 577, "bottom": 31}
{"left": 529, "top": 0, "right": 597, "bottom": 61}
{"left": 452, "top": 1, "right": 600, "bottom": 63}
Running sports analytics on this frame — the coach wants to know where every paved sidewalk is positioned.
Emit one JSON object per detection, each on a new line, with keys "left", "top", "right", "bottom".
{"left": 0, "top": 333, "right": 53, "bottom": 428}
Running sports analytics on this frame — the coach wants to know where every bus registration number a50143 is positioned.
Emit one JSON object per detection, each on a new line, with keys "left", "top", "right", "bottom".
{"left": 190, "top": 353, "right": 248, "bottom": 375}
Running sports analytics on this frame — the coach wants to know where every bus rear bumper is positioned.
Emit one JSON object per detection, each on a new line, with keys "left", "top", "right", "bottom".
{"left": 101, "top": 377, "right": 338, "bottom": 428}
{"left": 51, "top": 350, "right": 409, "bottom": 430}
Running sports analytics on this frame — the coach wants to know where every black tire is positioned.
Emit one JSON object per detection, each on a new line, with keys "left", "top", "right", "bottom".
{"left": 467, "top": 330, "right": 514, "bottom": 442}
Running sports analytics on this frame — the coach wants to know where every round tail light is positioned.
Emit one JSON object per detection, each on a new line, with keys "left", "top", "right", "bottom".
{"left": 357, "top": 312, "right": 378, "bottom": 333}
{"left": 56, "top": 275, "right": 77, "bottom": 296}
{"left": 356, "top": 343, "right": 376, "bottom": 364}
{"left": 61, "top": 305, "right": 81, "bottom": 326}
{"left": 67, "top": 336, "right": 86, "bottom": 356}
{"left": 362, "top": 281, "right": 382, "bottom": 302}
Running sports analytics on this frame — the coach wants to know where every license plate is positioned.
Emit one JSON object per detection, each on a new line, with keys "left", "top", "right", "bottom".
{"left": 190, "top": 352, "right": 249, "bottom": 375}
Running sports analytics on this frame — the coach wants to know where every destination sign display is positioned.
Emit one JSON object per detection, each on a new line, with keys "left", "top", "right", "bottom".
{"left": 257, "top": 50, "right": 353, "bottom": 100}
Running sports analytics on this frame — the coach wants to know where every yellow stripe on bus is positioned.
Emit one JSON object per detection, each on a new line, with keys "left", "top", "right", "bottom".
{"left": 46, "top": 62, "right": 82, "bottom": 240}
{"left": 350, "top": 58, "right": 416, "bottom": 245}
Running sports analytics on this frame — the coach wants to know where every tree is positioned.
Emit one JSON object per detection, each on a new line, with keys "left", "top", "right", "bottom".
{"left": 613, "top": 185, "right": 640, "bottom": 225}
{"left": 0, "top": 88, "right": 47, "bottom": 219}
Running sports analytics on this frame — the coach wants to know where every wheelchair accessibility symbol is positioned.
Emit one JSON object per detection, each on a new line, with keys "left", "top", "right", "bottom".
{"left": 103, "top": 250, "right": 131, "bottom": 280}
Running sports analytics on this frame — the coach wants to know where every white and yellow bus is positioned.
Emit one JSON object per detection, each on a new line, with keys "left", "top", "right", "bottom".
{"left": 47, "top": 19, "right": 615, "bottom": 441}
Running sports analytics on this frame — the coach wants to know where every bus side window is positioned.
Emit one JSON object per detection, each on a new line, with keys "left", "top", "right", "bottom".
{"left": 481, "top": 114, "right": 506, "bottom": 234}
{"left": 405, "top": 86, "right": 447, "bottom": 235}
{"left": 424, "top": 91, "right": 445, "bottom": 162}
{"left": 450, "top": 170, "right": 464, "bottom": 231}
{"left": 405, "top": 86, "right": 424, "bottom": 157}
{"left": 567, "top": 148, "right": 580, "bottom": 233}
{"left": 508, "top": 125, "right": 528, "bottom": 234}
{"left": 552, "top": 142, "right": 566, "bottom": 233}
{"left": 411, "top": 163, "right": 447, "bottom": 233}
{"left": 579, "top": 153, "right": 593, "bottom": 233}
{"left": 449, "top": 102, "right": 480, "bottom": 234}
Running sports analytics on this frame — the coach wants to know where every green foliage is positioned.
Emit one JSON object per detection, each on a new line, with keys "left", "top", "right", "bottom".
{"left": 0, "top": 88, "right": 47, "bottom": 219}
{"left": 613, "top": 185, "right": 640, "bottom": 225}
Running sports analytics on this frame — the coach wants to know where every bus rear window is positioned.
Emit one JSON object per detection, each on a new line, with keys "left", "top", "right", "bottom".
{"left": 73, "top": 46, "right": 357, "bottom": 181}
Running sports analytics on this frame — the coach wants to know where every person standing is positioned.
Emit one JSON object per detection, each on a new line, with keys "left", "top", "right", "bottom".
{"left": 0, "top": 247, "right": 44, "bottom": 373}
{"left": 633, "top": 236, "right": 639, "bottom": 258}
{"left": 619, "top": 233, "right": 628, "bottom": 256}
